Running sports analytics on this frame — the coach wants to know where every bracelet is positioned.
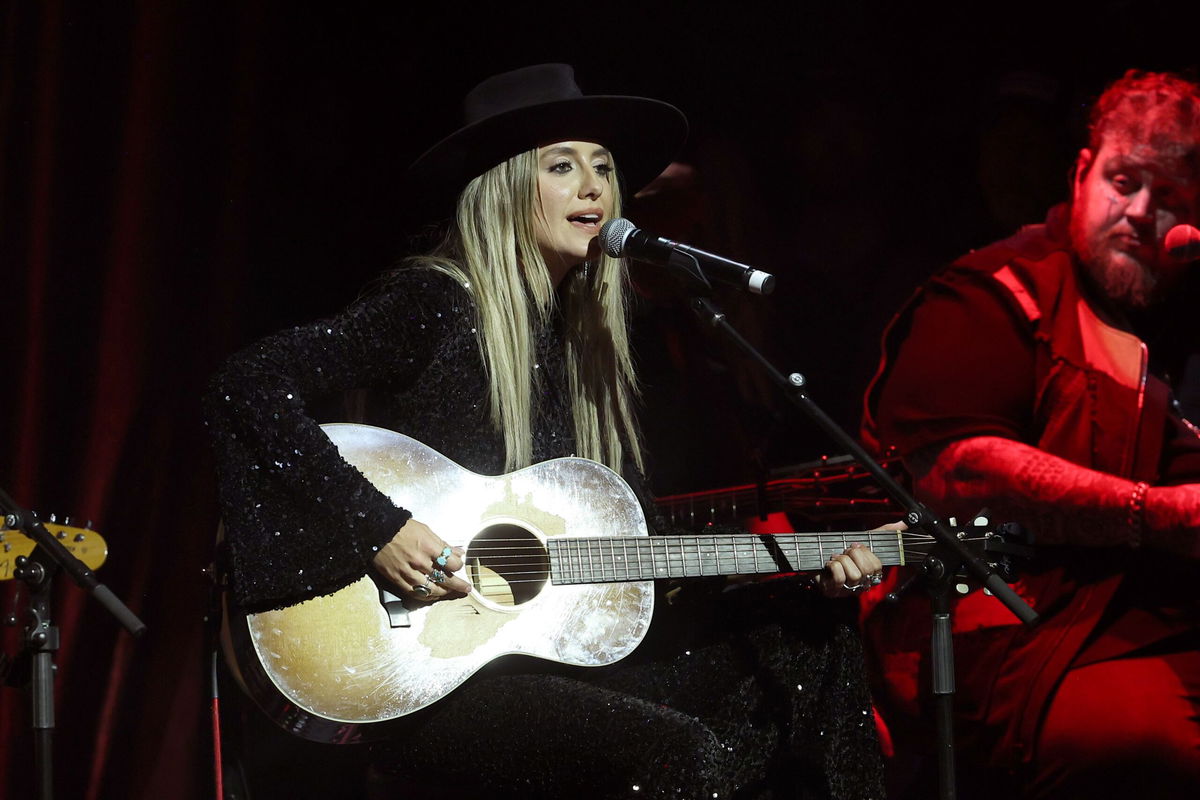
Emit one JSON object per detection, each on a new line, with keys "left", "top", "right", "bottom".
{"left": 1127, "top": 481, "right": 1149, "bottom": 549}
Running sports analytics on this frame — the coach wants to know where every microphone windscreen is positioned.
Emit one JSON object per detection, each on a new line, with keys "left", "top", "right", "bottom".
{"left": 599, "top": 218, "right": 635, "bottom": 257}
{"left": 1165, "top": 224, "right": 1200, "bottom": 263}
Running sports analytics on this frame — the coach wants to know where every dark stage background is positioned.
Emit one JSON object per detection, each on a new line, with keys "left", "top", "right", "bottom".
{"left": 2, "top": 1, "right": 1198, "bottom": 797}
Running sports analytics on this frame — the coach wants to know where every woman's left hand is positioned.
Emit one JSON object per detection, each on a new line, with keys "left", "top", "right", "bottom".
{"left": 815, "top": 536, "right": 888, "bottom": 599}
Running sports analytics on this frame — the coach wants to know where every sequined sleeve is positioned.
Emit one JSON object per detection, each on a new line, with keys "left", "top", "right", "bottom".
{"left": 204, "top": 270, "right": 470, "bottom": 611}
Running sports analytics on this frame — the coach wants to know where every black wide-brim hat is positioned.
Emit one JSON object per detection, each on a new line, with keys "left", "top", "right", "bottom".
{"left": 409, "top": 64, "right": 687, "bottom": 211}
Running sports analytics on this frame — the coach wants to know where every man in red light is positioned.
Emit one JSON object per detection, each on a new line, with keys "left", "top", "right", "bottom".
{"left": 861, "top": 70, "right": 1200, "bottom": 798}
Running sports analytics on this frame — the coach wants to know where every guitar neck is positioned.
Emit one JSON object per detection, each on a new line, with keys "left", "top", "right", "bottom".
{"left": 547, "top": 530, "right": 906, "bottom": 586}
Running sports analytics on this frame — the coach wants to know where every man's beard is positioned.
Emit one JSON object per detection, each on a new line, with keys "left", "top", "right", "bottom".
{"left": 1071, "top": 222, "right": 1160, "bottom": 310}
{"left": 1083, "top": 249, "right": 1159, "bottom": 310}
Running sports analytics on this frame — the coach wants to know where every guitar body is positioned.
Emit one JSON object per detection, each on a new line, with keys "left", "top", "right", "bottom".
{"left": 227, "top": 423, "right": 655, "bottom": 743}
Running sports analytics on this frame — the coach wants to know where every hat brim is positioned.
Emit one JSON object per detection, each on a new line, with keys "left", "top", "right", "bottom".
{"left": 408, "top": 95, "right": 687, "bottom": 217}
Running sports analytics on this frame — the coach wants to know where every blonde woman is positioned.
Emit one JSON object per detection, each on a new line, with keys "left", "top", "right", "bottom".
{"left": 207, "top": 64, "right": 883, "bottom": 799}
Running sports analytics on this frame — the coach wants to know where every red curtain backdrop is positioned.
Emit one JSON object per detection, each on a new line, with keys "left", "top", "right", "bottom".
{"left": 1, "top": 3, "right": 264, "bottom": 797}
{"left": 3, "top": 3, "right": 1194, "bottom": 798}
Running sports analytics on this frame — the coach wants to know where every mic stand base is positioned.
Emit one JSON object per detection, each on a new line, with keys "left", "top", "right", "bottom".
{"left": 4, "top": 548, "right": 62, "bottom": 800}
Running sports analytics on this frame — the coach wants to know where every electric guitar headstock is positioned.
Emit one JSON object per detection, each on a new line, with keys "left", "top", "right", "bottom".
{"left": 0, "top": 518, "right": 108, "bottom": 580}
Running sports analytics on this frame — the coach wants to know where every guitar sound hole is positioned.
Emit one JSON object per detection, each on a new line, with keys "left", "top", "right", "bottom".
{"left": 466, "top": 523, "right": 549, "bottom": 607}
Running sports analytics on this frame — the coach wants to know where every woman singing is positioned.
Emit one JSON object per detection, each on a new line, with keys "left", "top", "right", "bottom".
{"left": 206, "top": 64, "right": 884, "bottom": 799}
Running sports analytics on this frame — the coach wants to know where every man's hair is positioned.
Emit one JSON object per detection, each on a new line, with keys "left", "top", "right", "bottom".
{"left": 1087, "top": 70, "right": 1200, "bottom": 172}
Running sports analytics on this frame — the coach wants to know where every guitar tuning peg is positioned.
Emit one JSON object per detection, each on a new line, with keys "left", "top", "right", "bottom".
{"left": 49, "top": 513, "right": 57, "bottom": 523}
{"left": 86, "top": 521, "right": 93, "bottom": 530}
{"left": 63, "top": 516, "right": 71, "bottom": 526}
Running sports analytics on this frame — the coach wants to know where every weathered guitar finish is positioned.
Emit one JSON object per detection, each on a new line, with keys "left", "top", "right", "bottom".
{"left": 226, "top": 423, "right": 919, "bottom": 744}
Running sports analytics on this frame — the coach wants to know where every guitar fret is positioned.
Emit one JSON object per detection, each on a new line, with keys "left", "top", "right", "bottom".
{"left": 770, "top": 535, "right": 787, "bottom": 572}
{"left": 716, "top": 536, "right": 728, "bottom": 575}
{"left": 729, "top": 536, "right": 744, "bottom": 574}
{"left": 740, "top": 536, "right": 753, "bottom": 574}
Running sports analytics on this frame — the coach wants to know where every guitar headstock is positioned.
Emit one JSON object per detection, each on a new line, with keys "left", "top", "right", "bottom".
{"left": 978, "top": 520, "right": 1035, "bottom": 583}
{"left": 0, "top": 519, "right": 109, "bottom": 580}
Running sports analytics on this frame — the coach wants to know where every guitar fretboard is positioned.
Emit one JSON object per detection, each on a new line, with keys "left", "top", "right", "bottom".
{"left": 547, "top": 530, "right": 905, "bottom": 585}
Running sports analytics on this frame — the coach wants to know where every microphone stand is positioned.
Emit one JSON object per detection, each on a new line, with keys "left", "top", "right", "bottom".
{"left": 666, "top": 251, "right": 1038, "bottom": 800}
{"left": 0, "top": 487, "right": 146, "bottom": 800}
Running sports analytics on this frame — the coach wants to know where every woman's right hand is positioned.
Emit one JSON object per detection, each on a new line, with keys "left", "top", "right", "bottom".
{"left": 372, "top": 519, "right": 471, "bottom": 601}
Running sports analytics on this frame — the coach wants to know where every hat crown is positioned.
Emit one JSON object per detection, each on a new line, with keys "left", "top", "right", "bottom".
{"left": 462, "top": 64, "right": 584, "bottom": 125}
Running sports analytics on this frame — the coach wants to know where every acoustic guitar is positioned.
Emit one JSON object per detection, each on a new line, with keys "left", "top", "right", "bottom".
{"left": 225, "top": 423, "right": 1011, "bottom": 744}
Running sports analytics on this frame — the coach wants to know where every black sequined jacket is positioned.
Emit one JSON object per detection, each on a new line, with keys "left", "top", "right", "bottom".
{"left": 206, "top": 268, "right": 622, "bottom": 612}
{"left": 205, "top": 267, "right": 888, "bottom": 798}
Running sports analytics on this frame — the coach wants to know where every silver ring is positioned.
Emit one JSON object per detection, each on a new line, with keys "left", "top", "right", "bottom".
{"left": 868, "top": 572, "right": 883, "bottom": 586}
{"left": 431, "top": 568, "right": 447, "bottom": 584}
{"left": 842, "top": 582, "right": 868, "bottom": 594}
{"left": 412, "top": 577, "right": 432, "bottom": 597}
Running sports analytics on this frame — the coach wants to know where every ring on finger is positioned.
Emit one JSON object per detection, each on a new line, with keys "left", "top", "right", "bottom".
{"left": 412, "top": 575, "right": 433, "bottom": 597}
{"left": 436, "top": 546, "right": 452, "bottom": 567}
{"left": 842, "top": 581, "right": 868, "bottom": 593}
{"left": 868, "top": 572, "right": 883, "bottom": 586}
{"left": 431, "top": 568, "right": 448, "bottom": 584}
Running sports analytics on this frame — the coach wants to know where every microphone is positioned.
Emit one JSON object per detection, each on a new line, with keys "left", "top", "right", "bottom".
{"left": 599, "top": 218, "right": 776, "bottom": 295}
{"left": 1165, "top": 224, "right": 1200, "bottom": 264}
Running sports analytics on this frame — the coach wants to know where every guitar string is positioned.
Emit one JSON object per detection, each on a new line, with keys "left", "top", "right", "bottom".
{"left": 445, "top": 532, "right": 960, "bottom": 553}
{"left": 448, "top": 531, "right": 952, "bottom": 546}
{"left": 459, "top": 535, "right": 991, "bottom": 588}
{"left": 451, "top": 534, "right": 978, "bottom": 563}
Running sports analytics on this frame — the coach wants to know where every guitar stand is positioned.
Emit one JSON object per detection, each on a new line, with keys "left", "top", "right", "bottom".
{"left": 674, "top": 274, "right": 1040, "bottom": 800}
{"left": 0, "top": 488, "right": 146, "bottom": 800}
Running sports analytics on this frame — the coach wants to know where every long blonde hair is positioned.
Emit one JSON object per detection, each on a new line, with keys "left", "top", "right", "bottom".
{"left": 407, "top": 148, "right": 643, "bottom": 475}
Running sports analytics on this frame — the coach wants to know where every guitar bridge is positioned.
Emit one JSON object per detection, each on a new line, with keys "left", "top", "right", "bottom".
{"left": 377, "top": 587, "right": 410, "bottom": 628}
